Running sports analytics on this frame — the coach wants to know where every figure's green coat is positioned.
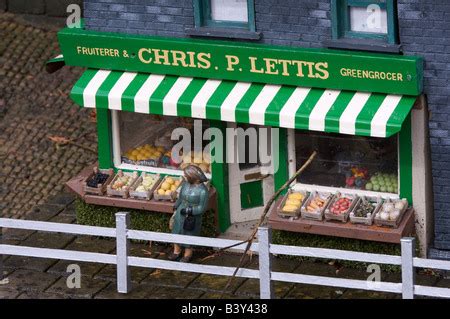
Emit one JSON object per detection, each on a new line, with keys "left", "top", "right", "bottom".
{"left": 172, "top": 182, "right": 209, "bottom": 240}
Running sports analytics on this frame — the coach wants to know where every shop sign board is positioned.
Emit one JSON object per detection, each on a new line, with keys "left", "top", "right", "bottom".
{"left": 58, "top": 27, "right": 423, "bottom": 95}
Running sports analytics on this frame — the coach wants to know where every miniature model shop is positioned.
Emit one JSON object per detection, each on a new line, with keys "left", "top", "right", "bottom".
{"left": 51, "top": 23, "right": 422, "bottom": 248}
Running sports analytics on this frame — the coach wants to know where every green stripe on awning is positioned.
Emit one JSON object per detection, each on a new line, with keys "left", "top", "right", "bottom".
{"left": 70, "top": 69, "right": 418, "bottom": 138}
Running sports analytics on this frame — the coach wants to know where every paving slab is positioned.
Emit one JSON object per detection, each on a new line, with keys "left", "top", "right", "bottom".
{"left": 142, "top": 269, "right": 200, "bottom": 289}
{"left": 2, "top": 269, "right": 60, "bottom": 292}
{"left": 45, "top": 276, "right": 110, "bottom": 298}
{"left": 17, "top": 290, "right": 68, "bottom": 299}
{"left": 94, "top": 282, "right": 159, "bottom": 299}
{"left": 25, "top": 203, "right": 66, "bottom": 221}
{"left": 20, "top": 231, "right": 75, "bottom": 249}
{"left": 4, "top": 256, "right": 58, "bottom": 272}
{"left": 0, "top": 287, "right": 22, "bottom": 299}
{"left": 200, "top": 292, "right": 250, "bottom": 299}
{"left": 147, "top": 286, "right": 205, "bottom": 299}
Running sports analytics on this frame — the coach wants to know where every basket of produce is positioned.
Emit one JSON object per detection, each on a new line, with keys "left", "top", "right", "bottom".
{"left": 83, "top": 167, "right": 114, "bottom": 196}
{"left": 277, "top": 190, "right": 308, "bottom": 218}
{"left": 301, "top": 191, "right": 332, "bottom": 221}
{"left": 324, "top": 192, "right": 358, "bottom": 223}
{"left": 374, "top": 198, "right": 408, "bottom": 228}
{"left": 153, "top": 176, "right": 184, "bottom": 202}
{"left": 129, "top": 172, "right": 161, "bottom": 200}
{"left": 349, "top": 196, "right": 383, "bottom": 226}
{"left": 122, "top": 144, "right": 165, "bottom": 167}
{"left": 107, "top": 170, "right": 139, "bottom": 198}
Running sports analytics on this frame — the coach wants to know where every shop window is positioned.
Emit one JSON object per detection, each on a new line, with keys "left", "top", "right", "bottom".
{"left": 294, "top": 131, "right": 399, "bottom": 195}
{"left": 331, "top": 0, "right": 398, "bottom": 44}
{"left": 113, "top": 111, "right": 211, "bottom": 176}
{"left": 194, "top": 0, "right": 255, "bottom": 31}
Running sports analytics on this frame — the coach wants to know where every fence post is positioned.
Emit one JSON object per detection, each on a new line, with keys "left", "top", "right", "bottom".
{"left": 258, "top": 226, "right": 274, "bottom": 299}
{"left": 116, "top": 212, "right": 131, "bottom": 294}
{"left": 401, "top": 237, "right": 415, "bottom": 299}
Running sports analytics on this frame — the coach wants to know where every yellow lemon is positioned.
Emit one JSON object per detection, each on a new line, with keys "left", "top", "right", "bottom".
{"left": 283, "top": 205, "right": 297, "bottom": 212}
{"left": 166, "top": 177, "right": 175, "bottom": 185}
{"left": 157, "top": 146, "right": 165, "bottom": 153}
{"left": 131, "top": 150, "right": 139, "bottom": 156}
{"left": 174, "top": 180, "right": 181, "bottom": 187}
{"left": 170, "top": 185, "right": 177, "bottom": 191}
{"left": 129, "top": 155, "right": 137, "bottom": 161}
{"left": 286, "top": 199, "right": 301, "bottom": 207}
{"left": 157, "top": 189, "right": 165, "bottom": 195}
{"left": 165, "top": 190, "right": 172, "bottom": 195}
{"left": 288, "top": 193, "right": 304, "bottom": 201}
{"left": 160, "top": 182, "right": 170, "bottom": 191}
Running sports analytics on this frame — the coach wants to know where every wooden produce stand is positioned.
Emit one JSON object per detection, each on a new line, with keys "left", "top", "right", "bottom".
{"left": 66, "top": 164, "right": 219, "bottom": 230}
{"left": 268, "top": 197, "right": 415, "bottom": 244}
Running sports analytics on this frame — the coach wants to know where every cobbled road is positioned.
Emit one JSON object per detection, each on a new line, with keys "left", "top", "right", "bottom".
{"left": 0, "top": 13, "right": 97, "bottom": 219}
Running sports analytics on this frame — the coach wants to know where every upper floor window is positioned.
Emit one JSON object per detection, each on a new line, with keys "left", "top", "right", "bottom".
{"left": 332, "top": 0, "right": 398, "bottom": 44}
{"left": 194, "top": 0, "right": 255, "bottom": 31}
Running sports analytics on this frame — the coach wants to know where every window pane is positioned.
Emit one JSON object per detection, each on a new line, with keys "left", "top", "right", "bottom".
{"left": 118, "top": 112, "right": 211, "bottom": 174}
{"left": 295, "top": 131, "right": 398, "bottom": 194}
{"left": 350, "top": 5, "right": 388, "bottom": 34}
{"left": 210, "top": 0, "right": 248, "bottom": 23}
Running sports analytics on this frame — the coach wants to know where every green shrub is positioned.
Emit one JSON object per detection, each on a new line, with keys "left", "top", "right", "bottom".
{"left": 75, "top": 199, "right": 217, "bottom": 238}
{"left": 272, "top": 230, "right": 407, "bottom": 272}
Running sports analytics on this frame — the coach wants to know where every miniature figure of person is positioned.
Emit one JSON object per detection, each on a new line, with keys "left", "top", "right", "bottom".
{"left": 168, "top": 165, "right": 209, "bottom": 262}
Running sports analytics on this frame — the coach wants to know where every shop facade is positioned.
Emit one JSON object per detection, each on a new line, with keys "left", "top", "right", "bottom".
{"left": 49, "top": 0, "right": 450, "bottom": 258}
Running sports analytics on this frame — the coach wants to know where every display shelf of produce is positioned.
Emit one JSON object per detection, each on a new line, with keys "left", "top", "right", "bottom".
{"left": 66, "top": 164, "right": 218, "bottom": 215}
{"left": 268, "top": 198, "right": 415, "bottom": 244}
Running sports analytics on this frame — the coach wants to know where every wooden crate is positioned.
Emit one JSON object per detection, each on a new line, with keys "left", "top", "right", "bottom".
{"left": 301, "top": 191, "right": 333, "bottom": 221}
{"left": 83, "top": 167, "right": 114, "bottom": 196}
{"left": 374, "top": 199, "right": 409, "bottom": 228}
{"left": 277, "top": 190, "right": 308, "bottom": 219}
{"left": 324, "top": 192, "right": 358, "bottom": 223}
{"left": 129, "top": 172, "right": 161, "bottom": 200}
{"left": 107, "top": 170, "right": 139, "bottom": 198}
{"left": 153, "top": 175, "right": 184, "bottom": 202}
{"left": 349, "top": 196, "right": 383, "bottom": 226}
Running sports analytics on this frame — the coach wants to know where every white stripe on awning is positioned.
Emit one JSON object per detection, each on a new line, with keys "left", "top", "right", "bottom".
{"left": 371, "top": 95, "right": 402, "bottom": 137}
{"left": 163, "top": 77, "right": 193, "bottom": 116}
{"left": 83, "top": 70, "right": 111, "bottom": 108}
{"left": 134, "top": 74, "right": 165, "bottom": 114}
{"left": 339, "top": 92, "right": 371, "bottom": 135}
{"left": 191, "top": 79, "right": 222, "bottom": 119}
{"left": 248, "top": 85, "right": 281, "bottom": 125}
{"left": 108, "top": 72, "right": 137, "bottom": 110}
{"left": 279, "top": 87, "right": 310, "bottom": 129}
{"left": 309, "top": 90, "right": 340, "bottom": 132}
{"left": 221, "top": 82, "right": 251, "bottom": 122}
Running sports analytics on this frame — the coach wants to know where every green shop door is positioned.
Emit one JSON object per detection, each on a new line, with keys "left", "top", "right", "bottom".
{"left": 228, "top": 123, "right": 275, "bottom": 223}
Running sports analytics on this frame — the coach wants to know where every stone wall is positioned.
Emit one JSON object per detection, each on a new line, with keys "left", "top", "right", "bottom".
{"left": 1, "top": 0, "right": 82, "bottom": 17}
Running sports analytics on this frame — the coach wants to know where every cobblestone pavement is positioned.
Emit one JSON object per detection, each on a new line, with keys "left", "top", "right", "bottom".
{"left": 0, "top": 12, "right": 98, "bottom": 219}
{"left": 1, "top": 192, "right": 449, "bottom": 299}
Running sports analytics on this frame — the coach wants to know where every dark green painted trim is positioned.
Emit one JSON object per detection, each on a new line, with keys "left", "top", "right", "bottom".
{"left": 96, "top": 109, "right": 113, "bottom": 169}
{"left": 209, "top": 120, "right": 231, "bottom": 232}
{"left": 240, "top": 180, "right": 264, "bottom": 209}
{"left": 194, "top": 0, "right": 255, "bottom": 31}
{"left": 274, "top": 128, "right": 289, "bottom": 196}
{"left": 399, "top": 113, "right": 412, "bottom": 204}
{"left": 332, "top": 0, "right": 398, "bottom": 45}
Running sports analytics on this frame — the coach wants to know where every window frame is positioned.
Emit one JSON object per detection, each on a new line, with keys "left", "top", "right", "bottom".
{"left": 193, "top": 0, "right": 256, "bottom": 32}
{"left": 331, "top": 0, "right": 398, "bottom": 44}
{"left": 287, "top": 129, "right": 405, "bottom": 200}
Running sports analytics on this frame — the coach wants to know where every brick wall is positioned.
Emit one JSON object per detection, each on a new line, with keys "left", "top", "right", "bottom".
{"left": 83, "top": 0, "right": 450, "bottom": 250}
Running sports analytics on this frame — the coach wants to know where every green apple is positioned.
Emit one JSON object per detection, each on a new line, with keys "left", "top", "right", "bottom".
{"left": 373, "top": 184, "right": 380, "bottom": 191}
{"left": 365, "top": 183, "right": 373, "bottom": 191}
{"left": 380, "top": 186, "right": 387, "bottom": 192}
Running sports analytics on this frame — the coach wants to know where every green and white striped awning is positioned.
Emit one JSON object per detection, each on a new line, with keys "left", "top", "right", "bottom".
{"left": 71, "top": 69, "right": 417, "bottom": 138}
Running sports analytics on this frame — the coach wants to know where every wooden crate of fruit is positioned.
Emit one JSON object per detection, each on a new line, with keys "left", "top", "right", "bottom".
{"left": 129, "top": 172, "right": 161, "bottom": 200}
{"left": 83, "top": 167, "right": 114, "bottom": 196}
{"left": 374, "top": 198, "right": 408, "bottom": 228}
{"left": 106, "top": 170, "right": 139, "bottom": 198}
{"left": 301, "top": 191, "right": 332, "bottom": 221}
{"left": 349, "top": 196, "right": 383, "bottom": 226}
{"left": 324, "top": 192, "right": 358, "bottom": 223}
{"left": 277, "top": 190, "right": 308, "bottom": 218}
{"left": 153, "top": 175, "right": 184, "bottom": 202}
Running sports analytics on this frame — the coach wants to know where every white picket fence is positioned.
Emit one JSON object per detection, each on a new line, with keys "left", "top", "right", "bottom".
{"left": 1, "top": 212, "right": 450, "bottom": 299}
